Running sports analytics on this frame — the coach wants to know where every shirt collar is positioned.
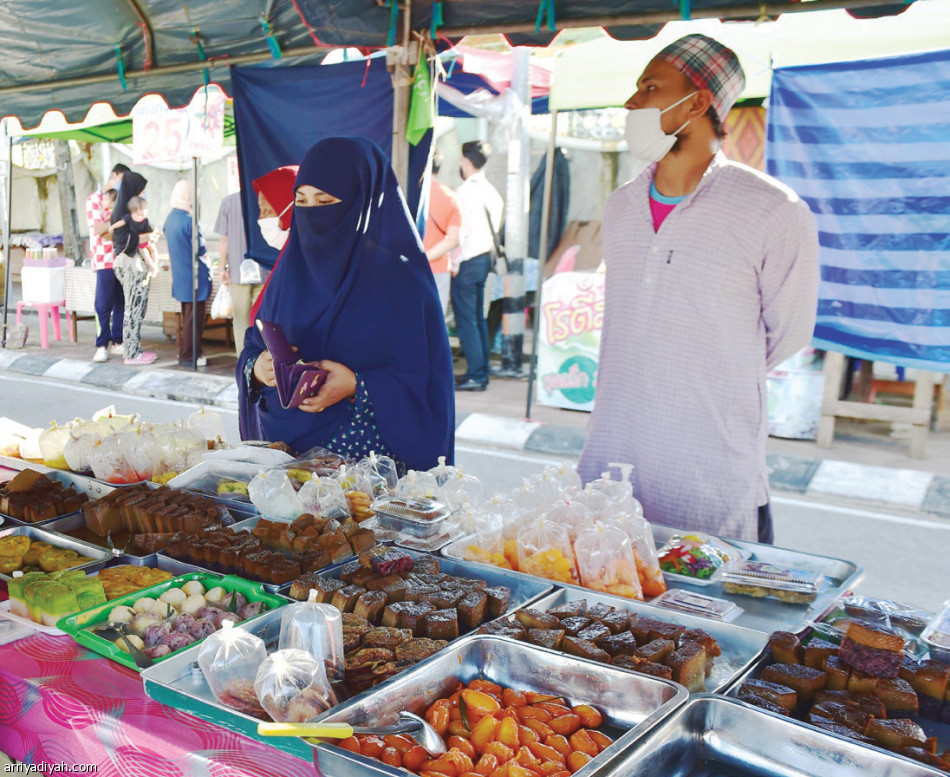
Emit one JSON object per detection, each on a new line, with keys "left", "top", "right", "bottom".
{"left": 640, "top": 150, "right": 728, "bottom": 204}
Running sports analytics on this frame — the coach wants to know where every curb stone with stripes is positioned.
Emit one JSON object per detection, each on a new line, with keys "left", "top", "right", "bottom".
{"left": 3, "top": 352, "right": 950, "bottom": 519}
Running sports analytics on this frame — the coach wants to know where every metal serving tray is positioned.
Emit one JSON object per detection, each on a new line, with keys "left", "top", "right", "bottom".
{"left": 725, "top": 625, "right": 950, "bottom": 766}
{"left": 0, "top": 467, "right": 114, "bottom": 527}
{"left": 312, "top": 634, "right": 688, "bottom": 777}
{"left": 589, "top": 694, "right": 945, "bottom": 777}
{"left": 143, "top": 607, "right": 320, "bottom": 759}
{"left": 443, "top": 529, "right": 862, "bottom": 635}
{"left": 0, "top": 524, "right": 113, "bottom": 581}
{"left": 651, "top": 525, "right": 864, "bottom": 633}
{"left": 521, "top": 588, "right": 768, "bottom": 694}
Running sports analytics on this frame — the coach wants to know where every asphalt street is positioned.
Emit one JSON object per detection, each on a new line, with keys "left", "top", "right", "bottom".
{"left": 3, "top": 372, "right": 948, "bottom": 612}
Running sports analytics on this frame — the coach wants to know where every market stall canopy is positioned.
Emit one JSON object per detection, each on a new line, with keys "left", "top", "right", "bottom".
{"left": 549, "top": 1, "right": 950, "bottom": 110}
{"left": 0, "top": 0, "right": 917, "bottom": 129}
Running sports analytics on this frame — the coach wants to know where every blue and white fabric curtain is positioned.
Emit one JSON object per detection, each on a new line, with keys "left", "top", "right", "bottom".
{"left": 766, "top": 49, "right": 950, "bottom": 372}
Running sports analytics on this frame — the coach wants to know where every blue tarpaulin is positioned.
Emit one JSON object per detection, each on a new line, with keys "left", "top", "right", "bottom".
{"left": 767, "top": 49, "right": 950, "bottom": 372}
{"left": 231, "top": 57, "right": 431, "bottom": 268}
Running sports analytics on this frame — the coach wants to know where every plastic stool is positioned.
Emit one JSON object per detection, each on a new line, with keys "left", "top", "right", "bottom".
{"left": 16, "top": 300, "right": 67, "bottom": 348}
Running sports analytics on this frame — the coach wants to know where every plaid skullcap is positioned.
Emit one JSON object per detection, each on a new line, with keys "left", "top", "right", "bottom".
{"left": 656, "top": 34, "right": 745, "bottom": 122}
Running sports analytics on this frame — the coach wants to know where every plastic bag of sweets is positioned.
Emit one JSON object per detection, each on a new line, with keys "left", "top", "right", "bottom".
{"left": 516, "top": 518, "right": 579, "bottom": 584}
{"left": 254, "top": 648, "right": 337, "bottom": 723}
{"left": 297, "top": 476, "right": 350, "bottom": 521}
{"left": 574, "top": 522, "right": 643, "bottom": 600}
{"left": 278, "top": 590, "right": 345, "bottom": 686}
{"left": 605, "top": 512, "right": 667, "bottom": 598}
{"left": 249, "top": 468, "right": 304, "bottom": 519}
{"left": 198, "top": 620, "right": 269, "bottom": 719}
{"left": 393, "top": 469, "right": 440, "bottom": 500}
{"left": 539, "top": 499, "right": 592, "bottom": 544}
{"left": 439, "top": 467, "right": 485, "bottom": 512}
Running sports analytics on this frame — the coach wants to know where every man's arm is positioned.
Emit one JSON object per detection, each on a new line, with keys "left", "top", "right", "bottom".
{"left": 219, "top": 234, "right": 229, "bottom": 283}
{"left": 425, "top": 224, "right": 460, "bottom": 263}
{"left": 760, "top": 198, "right": 821, "bottom": 370}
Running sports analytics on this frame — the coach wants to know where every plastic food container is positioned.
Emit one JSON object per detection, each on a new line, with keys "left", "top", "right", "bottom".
{"left": 719, "top": 560, "right": 824, "bottom": 604}
{"left": 372, "top": 495, "right": 450, "bottom": 538}
{"left": 656, "top": 532, "right": 746, "bottom": 587}
{"left": 921, "top": 599, "right": 950, "bottom": 664}
{"left": 652, "top": 588, "right": 743, "bottom": 622}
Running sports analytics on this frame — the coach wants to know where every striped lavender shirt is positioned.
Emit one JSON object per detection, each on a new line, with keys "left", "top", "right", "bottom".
{"left": 578, "top": 152, "right": 819, "bottom": 541}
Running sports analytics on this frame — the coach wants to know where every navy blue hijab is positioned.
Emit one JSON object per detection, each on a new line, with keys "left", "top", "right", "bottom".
{"left": 237, "top": 137, "right": 454, "bottom": 469}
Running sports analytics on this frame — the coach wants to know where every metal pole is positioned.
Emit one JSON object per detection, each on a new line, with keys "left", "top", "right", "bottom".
{"left": 525, "top": 109, "right": 558, "bottom": 420}
{"left": 499, "top": 47, "right": 531, "bottom": 377}
{"left": 1, "top": 125, "right": 12, "bottom": 346}
{"left": 390, "top": 0, "right": 413, "bottom": 193}
{"left": 191, "top": 158, "right": 199, "bottom": 370}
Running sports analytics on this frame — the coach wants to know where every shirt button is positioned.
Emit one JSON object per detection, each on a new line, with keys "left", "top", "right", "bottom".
{"left": 644, "top": 277, "right": 653, "bottom": 285}
{"left": 651, "top": 245, "right": 659, "bottom": 253}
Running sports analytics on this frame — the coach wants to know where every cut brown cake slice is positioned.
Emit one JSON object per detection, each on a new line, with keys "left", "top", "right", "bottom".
{"left": 737, "top": 679, "right": 797, "bottom": 712}
{"left": 769, "top": 631, "right": 804, "bottom": 665}
{"left": 824, "top": 656, "right": 852, "bottom": 691}
{"left": 666, "top": 642, "right": 706, "bottom": 692}
{"left": 761, "top": 663, "right": 827, "bottom": 703}
{"left": 527, "top": 629, "right": 565, "bottom": 651}
{"left": 803, "top": 637, "right": 840, "bottom": 671}
{"left": 562, "top": 636, "right": 610, "bottom": 664}
{"left": 809, "top": 701, "right": 874, "bottom": 735}
{"left": 875, "top": 677, "right": 918, "bottom": 714}
{"left": 866, "top": 718, "right": 927, "bottom": 750}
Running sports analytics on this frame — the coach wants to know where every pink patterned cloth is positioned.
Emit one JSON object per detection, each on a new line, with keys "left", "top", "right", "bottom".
{"left": 0, "top": 633, "right": 315, "bottom": 776}
{"left": 578, "top": 153, "right": 819, "bottom": 541}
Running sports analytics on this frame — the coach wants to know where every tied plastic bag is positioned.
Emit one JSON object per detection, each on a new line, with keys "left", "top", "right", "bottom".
{"left": 197, "top": 620, "right": 269, "bottom": 719}
{"left": 543, "top": 461, "right": 582, "bottom": 492}
{"left": 334, "top": 465, "right": 376, "bottom": 520}
{"left": 210, "top": 283, "right": 233, "bottom": 320}
{"left": 249, "top": 469, "right": 304, "bottom": 519}
{"left": 463, "top": 528, "right": 509, "bottom": 569}
{"left": 574, "top": 522, "right": 643, "bottom": 600}
{"left": 427, "top": 455, "right": 458, "bottom": 488}
{"left": 155, "top": 425, "right": 206, "bottom": 475}
{"left": 439, "top": 468, "right": 485, "bottom": 512}
{"left": 115, "top": 429, "right": 163, "bottom": 482}
{"left": 254, "top": 648, "right": 337, "bottom": 722}
{"left": 447, "top": 505, "right": 500, "bottom": 542}
{"left": 278, "top": 591, "right": 345, "bottom": 685}
{"left": 394, "top": 470, "right": 439, "bottom": 500}
{"left": 539, "top": 500, "right": 591, "bottom": 544}
{"left": 606, "top": 513, "right": 667, "bottom": 598}
{"left": 39, "top": 423, "right": 72, "bottom": 470}
{"left": 187, "top": 406, "right": 227, "bottom": 444}
{"left": 516, "top": 518, "right": 578, "bottom": 585}
{"left": 64, "top": 432, "right": 101, "bottom": 474}
{"left": 297, "top": 476, "right": 350, "bottom": 520}
{"left": 362, "top": 451, "right": 399, "bottom": 492}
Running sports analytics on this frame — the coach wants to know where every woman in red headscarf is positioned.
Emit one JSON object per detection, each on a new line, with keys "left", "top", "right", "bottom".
{"left": 248, "top": 165, "right": 298, "bottom": 323}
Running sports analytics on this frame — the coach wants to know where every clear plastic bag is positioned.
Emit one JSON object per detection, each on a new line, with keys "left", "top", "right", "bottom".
{"left": 155, "top": 425, "right": 207, "bottom": 475}
{"left": 297, "top": 476, "right": 350, "bottom": 520}
{"left": 278, "top": 591, "right": 345, "bottom": 685}
{"left": 187, "top": 406, "right": 227, "bottom": 445}
{"left": 543, "top": 461, "right": 582, "bottom": 492}
{"left": 254, "top": 648, "right": 337, "bottom": 722}
{"left": 574, "top": 522, "right": 643, "bottom": 600}
{"left": 427, "top": 455, "right": 458, "bottom": 488}
{"left": 64, "top": 432, "right": 101, "bottom": 474}
{"left": 362, "top": 451, "right": 399, "bottom": 491}
{"left": 539, "top": 500, "right": 591, "bottom": 544}
{"left": 439, "top": 468, "right": 485, "bottom": 512}
{"left": 197, "top": 620, "right": 268, "bottom": 718}
{"left": 522, "top": 470, "right": 567, "bottom": 504}
{"left": 606, "top": 513, "right": 667, "bottom": 598}
{"left": 394, "top": 470, "right": 440, "bottom": 500}
{"left": 39, "top": 423, "right": 71, "bottom": 470}
{"left": 115, "top": 429, "right": 163, "bottom": 482}
{"left": 516, "top": 518, "right": 578, "bottom": 584}
{"left": 446, "top": 505, "right": 500, "bottom": 541}
{"left": 249, "top": 469, "right": 304, "bottom": 519}
{"left": 462, "top": 528, "right": 509, "bottom": 568}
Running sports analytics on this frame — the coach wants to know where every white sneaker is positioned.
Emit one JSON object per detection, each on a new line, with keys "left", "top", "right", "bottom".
{"left": 93, "top": 347, "right": 108, "bottom": 363}
{"left": 110, "top": 344, "right": 124, "bottom": 356}
{"left": 196, "top": 356, "right": 208, "bottom": 367}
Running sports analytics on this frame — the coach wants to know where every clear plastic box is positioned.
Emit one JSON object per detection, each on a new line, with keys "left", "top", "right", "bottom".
{"left": 372, "top": 495, "right": 450, "bottom": 538}
{"left": 719, "top": 560, "right": 824, "bottom": 604}
{"left": 651, "top": 589, "right": 743, "bottom": 623}
{"left": 921, "top": 599, "right": 950, "bottom": 664}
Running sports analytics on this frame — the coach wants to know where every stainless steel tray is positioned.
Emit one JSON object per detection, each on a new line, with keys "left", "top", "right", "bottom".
{"left": 725, "top": 625, "right": 950, "bottom": 766}
{"left": 590, "top": 694, "right": 946, "bottom": 777}
{"left": 443, "top": 528, "right": 863, "bottom": 635}
{"left": 43, "top": 512, "right": 151, "bottom": 561}
{"left": 310, "top": 547, "right": 553, "bottom": 615}
{"left": 0, "top": 523, "right": 113, "bottom": 581}
{"left": 0, "top": 467, "right": 114, "bottom": 527}
{"left": 651, "top": 524, "right": 864, "bottom": 633}
{"left": 101, "top": 553, "right": 222, "bottom": 579}
{"left": 312, "top": 634, "right": 688, "bottom": 777}
{"left": 518, "top": 588, "right": 768, "bottom": 694}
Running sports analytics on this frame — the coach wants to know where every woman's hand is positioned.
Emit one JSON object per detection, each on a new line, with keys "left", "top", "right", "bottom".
{"left": 298, "top": 360, "right": 356, "bottom": 413}
{"left": 252, "top": 350, "right": 277, "bottom": 387}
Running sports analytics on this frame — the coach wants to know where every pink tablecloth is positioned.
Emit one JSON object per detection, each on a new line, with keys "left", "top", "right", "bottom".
{"left": 0, "top": 633, "right": 315, "bottom": 776}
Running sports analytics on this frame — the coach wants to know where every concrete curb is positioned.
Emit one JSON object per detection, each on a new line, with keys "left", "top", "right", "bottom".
{"left": 3, "top": 352, "right": 950, "bottom": 519}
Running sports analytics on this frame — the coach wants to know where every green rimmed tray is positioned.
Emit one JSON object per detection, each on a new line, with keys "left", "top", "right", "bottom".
{"left": 56, "top": 572, "right": 286, "bottom": 672}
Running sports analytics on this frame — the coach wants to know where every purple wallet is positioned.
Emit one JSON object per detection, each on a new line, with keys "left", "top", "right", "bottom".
{"left": 256, "top": 320, "right": 329, "bottom": 409}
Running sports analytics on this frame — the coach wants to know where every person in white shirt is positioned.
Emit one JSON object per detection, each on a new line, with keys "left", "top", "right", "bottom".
{"left": 452, "top": 141, "right": 504, "bottom": 391}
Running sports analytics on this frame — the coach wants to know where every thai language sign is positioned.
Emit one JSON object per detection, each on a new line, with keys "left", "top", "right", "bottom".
{"left": 132, "top": 87, "right": 225, "bottom": 164}
{"left": 535, "top": 272, "right": 604, "bottom": 411}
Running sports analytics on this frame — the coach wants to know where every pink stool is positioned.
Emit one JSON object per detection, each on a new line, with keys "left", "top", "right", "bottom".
{"left": 15, "top": 300, "right": 73, "bottom": 348}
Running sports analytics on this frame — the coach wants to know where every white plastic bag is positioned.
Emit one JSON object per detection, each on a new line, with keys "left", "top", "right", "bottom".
{"left": 187, "top": 407, "right": 227, "bottom": 444}
{"left": 574, "top": 522, "right": 643, "bottom": 600}
{"left": 254, "top": 648, "right": 337, "bottom": 722}
{"left": 210, "top": 283, "right": 233, "bottom": 320}
{"left": 198, "top": 620, "right": 268, "bottom": 718}
{"left": 297, "top": 476, "right": 350, "bottom": 520}
{"left": 278, "top": 591, "right": 345, "bottom": 685}
{"left": 249, "top": 469, "right": 304, "bottom": 519}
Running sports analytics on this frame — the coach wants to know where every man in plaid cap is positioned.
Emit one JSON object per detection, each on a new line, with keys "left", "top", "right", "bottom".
{"left": 578, "top": 34, "right": 819, "bottom": 544}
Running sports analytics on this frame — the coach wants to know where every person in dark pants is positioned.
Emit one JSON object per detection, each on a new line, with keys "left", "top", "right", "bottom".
{"left": 451, "top": 141, "right": 503, "bottom": 392}
{"left": 86, "top": 164, "right": 129, "bottom": 362}
{"left": 164, "top": 181, "right": 209, "bottom": 366}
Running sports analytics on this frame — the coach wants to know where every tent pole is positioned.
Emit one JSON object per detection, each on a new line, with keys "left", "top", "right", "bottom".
{"left": 390, "top": 0, "right": 413, "bottom": 193}
{"left": 191, "top": 157, "right": 198, "bottom": 371}
{"left": 1, "top": 126, "right": 11, "bottom": 346}
{"left": 525, "top": 109, "right": 558, "bottom": 420}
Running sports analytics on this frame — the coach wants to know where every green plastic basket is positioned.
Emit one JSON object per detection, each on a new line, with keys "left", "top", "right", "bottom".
{"left": 56, "top": 572, "right": 286, "bottom": 672}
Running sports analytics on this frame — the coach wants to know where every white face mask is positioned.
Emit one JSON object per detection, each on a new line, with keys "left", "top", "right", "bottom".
{"left": 624, "top": 91, "right": 697, "bottom": 163}
{"left": 258, "top": 217, "right": 289, "bottom": 250}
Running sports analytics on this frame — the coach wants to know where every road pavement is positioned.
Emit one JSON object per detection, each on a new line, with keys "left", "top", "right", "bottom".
{"left": 3, "top": 372, "right": 947, "bottom": 612}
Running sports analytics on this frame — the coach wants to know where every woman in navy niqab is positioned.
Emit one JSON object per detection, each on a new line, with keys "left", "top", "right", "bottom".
{"left": 236, "top": 136, "right": 455, "bottom": 470}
